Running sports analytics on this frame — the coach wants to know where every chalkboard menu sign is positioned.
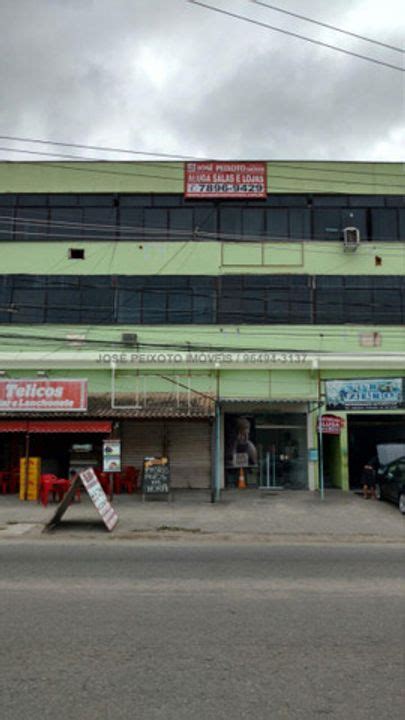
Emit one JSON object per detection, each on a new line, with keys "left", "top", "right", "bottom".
{"left": 142, "top": 457, "right": 170, "bottom": 496}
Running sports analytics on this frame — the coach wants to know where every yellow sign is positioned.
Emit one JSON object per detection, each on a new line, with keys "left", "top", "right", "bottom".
{"left": 19, "top": 457, "right": 41, "bottom": 501}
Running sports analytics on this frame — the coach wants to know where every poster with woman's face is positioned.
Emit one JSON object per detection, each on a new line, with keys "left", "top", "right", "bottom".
{"left": 225, "top": 416, "right": 257, "bottom": 467}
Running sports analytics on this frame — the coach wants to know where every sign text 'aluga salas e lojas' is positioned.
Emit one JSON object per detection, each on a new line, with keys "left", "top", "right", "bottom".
{"left": 184, "top": 162, "right": 267, "bottom": 198}
{"left": 0, "top": 379, "right": 88, "bottom": 412}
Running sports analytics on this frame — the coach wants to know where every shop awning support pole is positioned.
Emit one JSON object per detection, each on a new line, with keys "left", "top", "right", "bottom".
{"left": 317, "top": 373, "right": 325, "bottom": 501}
{"left": 23, "top": 429, "right": 30, "bottom": 501}
{"left": 213, "top": 401, "right": 222, "bottom": 503}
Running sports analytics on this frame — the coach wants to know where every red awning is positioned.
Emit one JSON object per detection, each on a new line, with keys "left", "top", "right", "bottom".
{"left": 0, "top": 421, "right": 27, "bottom": 433}
{"left": 0, "top": 420, "right": 112, "bottom": 434}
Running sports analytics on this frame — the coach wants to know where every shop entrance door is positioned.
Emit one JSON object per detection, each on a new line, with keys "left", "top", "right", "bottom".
{"left": 256, "top": 416, "right": 308, "bottom": 489}
{"left": 347, "top": 414, "right": 405, "bottom": 489}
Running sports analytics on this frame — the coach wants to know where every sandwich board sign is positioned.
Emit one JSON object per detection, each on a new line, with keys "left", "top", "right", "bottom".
{"left": 142, "top": 457, "right": 170, "bottom": 496}
{"left": 44, "top": 468, "right": 118, "bottom": 532}
{"left": 80, "top": 468, "right": 118, "bottom": 530}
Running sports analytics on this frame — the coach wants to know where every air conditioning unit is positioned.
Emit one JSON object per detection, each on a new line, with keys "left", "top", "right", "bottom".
{"left": 121, "top": 333, "right": 138, "bottom": 347}
{"left": 343, "top": 226, "right": 360, "bottom": 252}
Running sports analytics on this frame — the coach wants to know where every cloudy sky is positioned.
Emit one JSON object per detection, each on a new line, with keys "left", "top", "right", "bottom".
{"left": 0, "top": 0, "right": 404, "bottom": 161}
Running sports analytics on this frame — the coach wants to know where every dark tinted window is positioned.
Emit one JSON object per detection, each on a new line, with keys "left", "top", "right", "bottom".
{"left": 82, "top": 208, "right": 117, "bottom": 239}
{"left": 0, "top": 276, "right": 13, "bottom": 322}
{"left": 219, "top": 208, "right": 242, "bottom": 235}
{"left": 194, "top": 207, "right": 217, "bottom": 233}
{"left": 315, "top": 289, "right": 344, "bottom": 323}
{"left": 373, "top": 289, "right": 403, "bottom": 324}
{"left": 169, "top": 208, "right": 194, "bottom": 233}
{"left": 0, "top": 208, "right": 14, "bottom": 240}
{"left": 119, "top": 208, "right": 143, "bottom": 239}
{"left": 371, "top": 209, "right": 398, "bottom": 241}
{"left": 349, "top": 195, "right": 385, "bottom": 207}
{"left": 78, "top": 194, "right": 115, "bottom": 207}
{"left": 193, "top": 278, "right": 215, "bottom": 323}
{"left": 0, "top": 194, "right": 17, "bottom": 206}
{"left": 12, "top": 277, "right": 46, "bottom": 322}
{"left": 341, "top": 208, "right": 368, "bottom": 239}
{"left": 80, "top": 279, "right": 115, "bottom": 323}
{"left": 313, "top": 209, "right": 341, "bottom": 240}
{"left": 2, "top": 193, "right": 401, "bottom": 242}
{"left": 49, "top": 208, "right": 83, "bottom": 238}
{"left": 48, "top": 194, "right": 79, "bottom": 206}
{"left": 47, "top": 278, "right": 81, "bottom": 322}
{"left": 312, "top": 196, "right": 349, "bottom": 207}
{"left": 142, "top": 289, "right": 167, "bottom": 323}
{"left": 385, "top": 196, "right": 405, "bottom": 208}
{"left": 290, "top": 209, "right": 311, "bottom": 240}
{"left": 265, "top": 209, "right": 288, "bottom": 239}
{"left": 16, "top": 194, "right": 48, "bottom": 206}
{"left": 264, "top": 195, "right": 307, "bottom": 207}
{"left": 167, "top": 291, "right": 193, "bottom": 323}
{"left": 399, "top": 209, "right": 405, "bottom": 239}
{"left": 243, "top": 209, "right": 265, "bottom": 236}
{"left": 116, "top": 289, "right": 142, "bottom": 323}
{"left": 152, "top": 194, "right": 183, "bottom": 207}
{"left": 119, "top": 194, "right": 152, "bottom": 207}
{"left": 1, "top": 274, "right": 404, "bottom": 325}
{"left": 144, "top": 209, "right": 168, "bottom": 233}
{"left": 15, "top": 208, "right": 48, "bottom": 240}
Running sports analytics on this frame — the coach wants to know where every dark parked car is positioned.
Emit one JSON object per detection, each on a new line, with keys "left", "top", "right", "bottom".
{"left": 375, "top": 457, "right": 405, "bottom": 514}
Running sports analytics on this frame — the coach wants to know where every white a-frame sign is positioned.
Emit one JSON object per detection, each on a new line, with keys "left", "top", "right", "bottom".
{"left": 45, "top": 468, "right": 118, "bottom": 532}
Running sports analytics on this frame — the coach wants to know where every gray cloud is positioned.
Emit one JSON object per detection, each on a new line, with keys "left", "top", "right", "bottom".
{"left": 0, "top": 0, "right": 403, "bottom": 161}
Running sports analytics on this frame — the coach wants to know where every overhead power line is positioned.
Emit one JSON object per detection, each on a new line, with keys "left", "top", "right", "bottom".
{"left": 1, "top": 146, "right": 404, "bottom": 190}
{"left": 0, "top": 135, "right": 404, "bottom": 180}
{"left": 1, "top": 214, "right": 404, "bottom": 247}
{"left": 0, "top": 146, "right": 182, "bottom": 181}
{"left": 249, "top": 1, "right": 405, "bottom": 54}
{"left": 0, "top": 135, "right": 198, "bottom": 161}
{"left": 186, "top": 1, "right": 405, "bottom": 72}
{"left": 0, "top": 330, "right": 403, "bottom": 354}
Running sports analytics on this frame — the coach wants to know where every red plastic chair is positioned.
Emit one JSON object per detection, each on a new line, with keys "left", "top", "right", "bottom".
{"left": 122, "top": 466, "right": 139, "bottom": 494}
{"left": 9, "top": 468, "right": 20, "bottom": 494}
{"left": 39, "top": 475, "right": 80, "bottom": 507}
{"left": 110, "top": 468, "right": 139, "bottom": 494}
{"left": 113, "top": 471, "right": 124, "bottom": 495}
{"left": 0, "top": 471, "right": 9, "bottom": 494}
{"left": 39, "top": 474, "right": 63, "bottom": 507}
{"left": 97, "top": 472, "right": 111, "bottom": 494}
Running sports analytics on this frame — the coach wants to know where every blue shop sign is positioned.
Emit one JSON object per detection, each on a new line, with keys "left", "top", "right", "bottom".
{"left": 325, "top": 378, "right": 403, "bottom": 410}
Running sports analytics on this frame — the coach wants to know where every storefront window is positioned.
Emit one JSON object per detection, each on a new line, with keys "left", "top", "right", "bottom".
{"left": 225, "top": 413, "right": 308, "bottom": 489}
{"left": 255, "top": 413, "right": 308, "bottom": 489}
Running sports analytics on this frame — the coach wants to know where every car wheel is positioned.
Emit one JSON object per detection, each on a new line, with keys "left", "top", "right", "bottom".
{"left": 398, "top": 493, "right": 405, "bottom": 515}
{"left": 374, "top": 483, "right": 383, "bottom": 501}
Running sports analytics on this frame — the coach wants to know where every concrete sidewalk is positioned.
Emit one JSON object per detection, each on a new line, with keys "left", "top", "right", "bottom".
{"left": 0, "top": 489, "right": 404, "bottom": 542}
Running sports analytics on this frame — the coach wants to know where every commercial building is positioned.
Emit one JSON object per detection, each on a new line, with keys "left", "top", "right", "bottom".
{"left": 0, "top": 160, "right": 404, "bottom": 495}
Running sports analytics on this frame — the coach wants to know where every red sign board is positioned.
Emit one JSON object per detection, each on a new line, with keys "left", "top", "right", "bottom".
{"left": 318, "top": 415, "right": 345, "bottom": 435}
{"left": 0, "top": 379, "right": 87, "bottom": 412}
{"left": 185, "top": 161, "right": 267, "bottom": 199}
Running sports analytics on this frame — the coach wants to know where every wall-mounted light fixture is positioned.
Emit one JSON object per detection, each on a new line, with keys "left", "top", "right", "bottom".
{"left": 36, "top": 370, "right": 48, "bottom": 378}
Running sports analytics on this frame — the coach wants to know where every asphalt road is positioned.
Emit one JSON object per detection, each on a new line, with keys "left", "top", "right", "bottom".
{"left": 0, "top": 541, "right": 404, "bottom": 720}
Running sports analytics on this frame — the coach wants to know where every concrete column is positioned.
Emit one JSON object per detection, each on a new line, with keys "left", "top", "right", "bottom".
{"left": 307, "top": 407, "right": 316, "bottom": 491}
{"left": 340, "top": 414, "right": 350, "bottom": 491}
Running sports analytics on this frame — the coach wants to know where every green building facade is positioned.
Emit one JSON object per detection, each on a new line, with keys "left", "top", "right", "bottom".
{"left": 0, "top": 161, "right": 404, "bottom": 493}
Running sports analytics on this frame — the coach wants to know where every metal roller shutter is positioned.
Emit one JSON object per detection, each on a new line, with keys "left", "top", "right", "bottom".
{"left": 121, "top": 421, "right": 165, "bottom": 471}
{"left": 168, "top": 421, "right": 211, "bottom": 489}
{"left": 121, "top": 419, "right": 212, "bottom": 489}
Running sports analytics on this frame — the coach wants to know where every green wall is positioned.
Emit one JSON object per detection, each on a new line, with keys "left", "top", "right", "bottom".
{"left": 0, "top": 161, "right": 404, "bottom": 194}
{"left": 1, "top": 240, "right": 404, "bottom": 276}
{"left": 0, "top": 324, "right": 404, "bottom": 353}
